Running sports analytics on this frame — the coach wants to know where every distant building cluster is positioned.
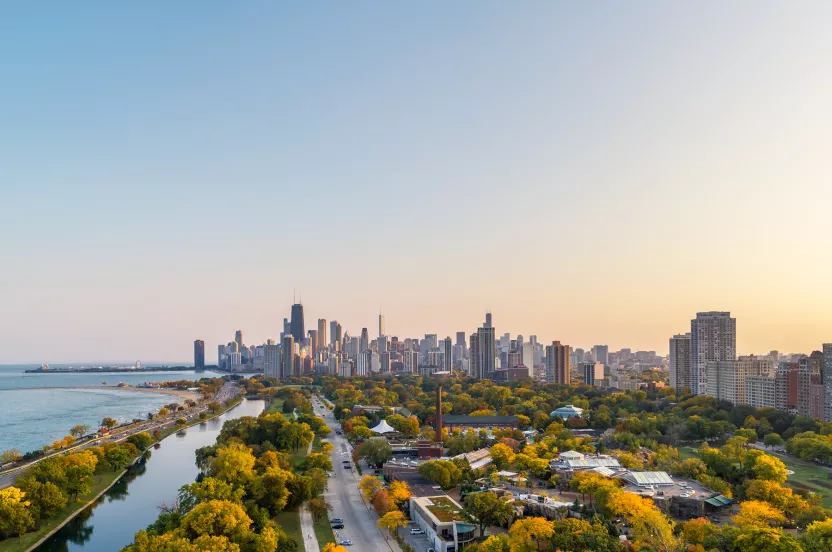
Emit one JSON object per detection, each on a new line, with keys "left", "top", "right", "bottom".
{"left": 669, "top": 311, "right": 832, "bottom": 421}
{"left": 193, "top": 301, "right": 680, "bottom": 386}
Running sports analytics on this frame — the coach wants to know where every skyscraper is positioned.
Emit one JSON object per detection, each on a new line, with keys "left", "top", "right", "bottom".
{"left": 360, "top": 327, "right": 369, "bottom": 353}
{"left": 378, "top": 313, "right": 385, "bottom": 338}
{"left": 290, "top": 303, "right": 305, "bottom": 343}
{"left": 669, "top": 333, "right": 692, "bottom": 391}
{"left": 318, "top": 319, "right": 327, "bottom": 350}
{"left": 194, "top": 340, "right": 205, "bottom": 368}
{"left": 455, "top": 331, "right": 466, "bottom": 358}
{"left": 477, "top": 321, "right": 496, "bottom": 379}
{"left": 281, "top": 335, "right": 294, "bottom": 379}
{"left": 308, "top": 329, "right": 318, "bottom": 360}
{"left": 404, "top": 350, "right": 419, "bottom": 374}
{"left": 329, "top": 320, "right": 338, "bottom": 346}
{"left": 335, "top": 323, "right": 343, "bottom": 352}
{"left": 545, "top": 341, "right": 570, "bottom": 384}
{"left": 582, "top": 361, "right": 604, "bottom": 386}
{"left": 690, "top": 312, "right": 736, "bottom": 395}
{"left": 484, "top": 312, "right": 492, "bottom": 328}
{"left": 469, "top": 333, "right": 480, "bottom": 379}
{"left": 591, "top": 345, "right": 609, "bottom": 366}
{"left": 442, "top": 337, "right": 452, "bottom": 372}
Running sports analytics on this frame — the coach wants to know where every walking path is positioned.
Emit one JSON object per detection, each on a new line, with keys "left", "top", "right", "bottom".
{"left": 299, "top": 439, "right": 320, "bottom": 552}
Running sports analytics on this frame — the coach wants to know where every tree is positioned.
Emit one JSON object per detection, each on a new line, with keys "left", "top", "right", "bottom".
{"left": 733, "top": 500, "right": 786, "bottom": 528}
{"left": 159, "top": 407, "right": 170, "bottom": 417}
{"left": 0, "top": 450, "right": 22, "bottom": 464}
{"left": 63, "top": 451, "right": 98, "bottom": 500}
{"left": 358, "top": 475, "right": 382, "bottom": 501}
{"left": 377, "top": 510, "right": 408, "bottom": 539}
{"left": 101, "top": 417, "right": 118, "bottom": 429}
{"left": 179, "top": 499, "right": 252, "bottom": 542}
{"left": 372, "top": 489, "right": 392, "bottom": 515}
{"left": 358, "top": 438, "right": 393, "bottom": 467}
{"left": 462, "top": 491, "right": 513, "bottom": 538}
{"left": 126, "top": 432, "right": 154, "bottom": 451}
{"left": 508, "top": 517, "right": 554, "bottom": 552}
{"left": 308, "top": 498, "right": 332, "bottom": 522}
{"left": 490, "top": 443, "right": 516, "bottom": 468}
{"left": 478, "top": 533, "right": 511, "bottom": 552}
{"left": 734, "top": 526, "right": 803, "bottom": 552}
{"left": 417, "top": 460, "right": 462, "bottom": 489}
{"left": 176, "top": 418, "right": 188, "bottom": 427}
{"left": 764, "top": 433, "right": 784, "bottom": 449}
{"left": 322, "top": 544, "right": 348, "bottom": 552}
{"left": 388, "top": 480, "right": 411, "bottom": 507}
{"left": 208, "top": 402, "right": 222, "bottom": 414}
{"left": 249, "top": 467, "right": 293, "bottom": 515}
{"left": 320, "top": 442, "right": 334, "bottom": 455}
{"left": 69, "top": 424, "right": 90, "bottom": 438}
{"left": 745, "top": 480, "right": 808, "bottom": 520}
{"left": 751, "top": 454, "right": 788, "bottom": 484}
{"left": 210, "top": 444, "right": 256, "bottom": 488}
{"left": 803, "top": 518, "right": 832, "bottom": 552}
{"left": 19, "top": 480, "right": 67, "bottom": 519}
{"left": 0, "top": 487, "right": 36, "bottom": 539}
{"left": 105, "top": 446, "right": 132, "bottom": 471}
{"left": 608, "top": 491, "right": 679, "bottom": 552}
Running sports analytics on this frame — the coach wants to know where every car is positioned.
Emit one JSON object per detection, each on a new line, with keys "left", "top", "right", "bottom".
{"left": 410, "top": 528, "right": 425, "bottom": 535}
{"left": 336, "top": 430, "right": 342, "bottom": 435}
{"left": 331, "top": 518, "right": 344, "bottom": 523}
{"left": 339, "top": 539, "right": 352, "bottom": 546}
{"left": 331, "top": 523, "right": 344, "bottom": 529}
{"left": 428, "top": 549, "right": 436, "bottom": 552}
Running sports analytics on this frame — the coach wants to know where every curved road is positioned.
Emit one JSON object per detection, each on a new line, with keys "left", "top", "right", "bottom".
{"left": 312, "top": 397, "right": 399, "bottom": 552}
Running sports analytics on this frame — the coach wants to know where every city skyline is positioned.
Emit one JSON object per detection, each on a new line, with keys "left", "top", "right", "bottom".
{"left": 5, "top": 3, "right": 832, "bottom": 362}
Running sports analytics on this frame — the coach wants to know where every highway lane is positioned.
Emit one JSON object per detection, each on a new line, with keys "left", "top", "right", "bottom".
{"left": 313, "top": 397, "right": 392, "bottom": 551}
{"left": 0, "top": 382, "right": 240, "bottom": 490}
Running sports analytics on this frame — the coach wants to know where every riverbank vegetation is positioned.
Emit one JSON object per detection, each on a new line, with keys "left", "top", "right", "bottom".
{"left": 119, "top": 388, "right": 331, "bottom": 552}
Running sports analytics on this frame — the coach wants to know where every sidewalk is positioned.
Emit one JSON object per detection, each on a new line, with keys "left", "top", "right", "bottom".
{"left": 299, "top": 440, "right": 321, "bottom": 552}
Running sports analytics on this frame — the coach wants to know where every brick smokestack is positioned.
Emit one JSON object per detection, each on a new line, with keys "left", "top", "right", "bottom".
{"left": 435, "top": 385, "right": 443, "bottom": 444}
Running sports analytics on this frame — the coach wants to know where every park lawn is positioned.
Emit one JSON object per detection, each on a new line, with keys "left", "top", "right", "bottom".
{"left": 274, "top": 509, "right": 303, "bottom": 545}
{"left": 312, "top": 436, "right": 322, "bottom": 453}
{"left": 313, "top": 512, "right": 336, "bottom": 547}
{"left": 266, "top": 398, "right": 284, "bottom": 414}
{"left": 0, "top": 467, "right": 123, "bottom": 552}
{"left": 678, "top": 446, "right": 701, "bottom": 460}
{"left": 776, "top": 455, "right": 832, "bottom": 508}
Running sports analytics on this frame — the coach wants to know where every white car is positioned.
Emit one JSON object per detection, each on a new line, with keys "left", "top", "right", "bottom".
{"left": 410, "top": 528, "right": 425, "bottom": 535}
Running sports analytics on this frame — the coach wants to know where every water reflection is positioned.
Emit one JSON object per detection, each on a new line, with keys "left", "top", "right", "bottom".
{"left": 37, "top": 400, "right": 265, "bottom": 551}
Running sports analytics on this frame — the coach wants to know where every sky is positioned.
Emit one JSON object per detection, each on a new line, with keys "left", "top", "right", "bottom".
{"left": 2, "top": 2, "right": 832, "bottom": 363}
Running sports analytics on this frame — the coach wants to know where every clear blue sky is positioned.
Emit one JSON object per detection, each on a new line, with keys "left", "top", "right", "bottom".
{"left": 3, "top": 2, "right": 832, "bottom": 362}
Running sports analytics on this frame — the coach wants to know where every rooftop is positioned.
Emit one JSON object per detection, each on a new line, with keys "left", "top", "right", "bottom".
{"left": 442, "top": 415, "right": 519, "bottom": 425}
{"left": 413, "top": 495, "right": 466, "bottom": 525}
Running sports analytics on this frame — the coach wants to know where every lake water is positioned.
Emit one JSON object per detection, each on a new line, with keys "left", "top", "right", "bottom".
{"left": 37, "top": 398, "right": 266, "bottom": 551}
{"left": 0, "top": 364, "right": 225, "bottom": 454}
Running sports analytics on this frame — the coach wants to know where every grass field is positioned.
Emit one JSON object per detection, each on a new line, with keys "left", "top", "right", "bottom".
{"left": 265, "top": 398, "right": 284, "bottom": 414}
{"left": 0, "top": 467, "right": 123, "bottom": 552}
{"left": 313, "top": 512, "right": 336, "bottom": 547}
{"left": 274, "top": 509, "right": 302, "bottom": 545}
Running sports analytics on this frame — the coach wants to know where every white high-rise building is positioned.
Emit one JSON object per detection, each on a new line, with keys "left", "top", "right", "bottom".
{"left": 264, "top": 344, "right": 281, "bottom": 379}
{"left": 522, "top": 342, "right": 534, "bottom": 369}
{"left": 378, "top": 313, "right": 385, "bottom": 338}
{"left": 691, "top": 312, "right": 736, "bottom": 395}
{"left": 669, "top": 333, "right": 692, "bottom": 391}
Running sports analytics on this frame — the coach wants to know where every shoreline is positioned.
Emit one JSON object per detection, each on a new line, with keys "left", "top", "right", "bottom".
{"left": 3, "top": 385, "right": 200, "bottom": 401}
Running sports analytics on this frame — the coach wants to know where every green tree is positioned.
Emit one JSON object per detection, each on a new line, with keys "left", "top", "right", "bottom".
{"left": 462, "top": 491, "right": 513, "bottom": 538}
{"left": 358, "top": 438, "right": 393, "bottom": 467}
{"left": 19, "top": 480, "right": 67, "bottom": 519}
{"left": 101, "top": 417, "right": 118, "bottom": 429}
{"left": 764, "top": 433, "right": 784, "bottom": 449}
{"left": 105, "top": 446, "right": 132, "bottom": 471}
{"left": 803, "top": 518, "right": 832, "bottom": 552}
{"left": 308, "top": 497, "right": 332, "bottom": 522}
{"left": 0, "top": 487, "right": 36, "bottom": 539}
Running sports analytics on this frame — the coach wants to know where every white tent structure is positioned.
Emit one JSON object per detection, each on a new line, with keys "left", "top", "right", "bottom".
{"left": 370, "top": 419, "right": 396, "bottom": 434}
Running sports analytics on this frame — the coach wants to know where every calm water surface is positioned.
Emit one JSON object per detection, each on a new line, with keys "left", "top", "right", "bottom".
{"left": 38, "top": 398, "right": 266, "bottom": 552}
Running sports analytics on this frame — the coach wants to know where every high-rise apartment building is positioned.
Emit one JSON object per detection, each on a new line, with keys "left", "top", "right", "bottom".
{"left": 234, "top": 330, "right": 243, "bottom": 349}
{"left": 318, "top": 319, "right": 327, "bottom": 349}
{"left": 545, "top": 341, "right": 570, "bottom": 384}
{"left": 335, "top": 323, "right": 343, "bottom": 352}
{"left": 360, "top": 328, "right": 369, "bottom": 353}
{"left": 691, "top": 312, "right": 736, "bottom": 395}
{"left": 746, "top": 375, "right": 777, "bottom": 409}
{"left": 592, "top": 345, "right": 609, "bottom": 366}
{"left": 264, "top": 343, "right": 281, "bottom": 379}
{"left": 521, "top": 342, "right": 534, "bottom": 369}
{"left": 456, "top": 332, "right": 466, "bottom": 352}
{"left": 218, "top": 344, "right": 226, "bottom": 371}
{"left": 469, "top": 333, "right": 480, "bottom": 379}
{"left": 281, "top": 335, "right": 294, "bottom": 379}
{"left": 776, "top": 361, "right": 799, "bottom": 411}
{"left": 582, "top": 361, "right": 604, "bottom": 386}
{"left": 442, "top": 337, "right": 452, "bottom": 372}
{"left": 356, "top": 350, "right": 371, "bottom": 376}
{"left": 308, "top": 329, "right": 318, "bottom": 359}
{"left": 194, "top": 340, "right": 205, "bottom": 368}
{"left": 378, "top": 313, "right": 385, "bottom": 338}
{"left": 290, "top": 304, "right": 305, "bottom": 343}
{"left": 404, "top": 350, "right": 419, "bottom": 374}
{"left": 809, "top": 351, "right": 825, "bottom": 420}
{"left": 824, "top": 344, "right": 832, "bottom": 422}
{"left": 330, "top": 321, "right": 338, "bottom": 345}
{"left": 669, "top": 333, "right": 692, "bottom": 391}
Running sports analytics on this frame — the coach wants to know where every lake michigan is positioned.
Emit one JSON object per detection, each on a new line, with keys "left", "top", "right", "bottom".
{"left": 0, "top": 364, "right": 224, "bottom": 454}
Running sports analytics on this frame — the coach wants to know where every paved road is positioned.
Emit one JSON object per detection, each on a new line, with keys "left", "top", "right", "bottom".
{"left": 312, "top": 396, "right": 399, "bottom": 552}
{"left": 0, "top": 382, "right": 240, "bottom": 490}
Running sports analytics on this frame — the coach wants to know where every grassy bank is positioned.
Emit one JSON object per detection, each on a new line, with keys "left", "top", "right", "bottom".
{"left": 274, "top": 509, "right": 302, "bottom": 544}
{"left": 0, "top": 467, "right": 122, "bottom": 552}
{"left": 313, "top": 512, "right": 336, "bottom": 547}
{"left": 265, "top": 398, "right": 284, "bottom": 414}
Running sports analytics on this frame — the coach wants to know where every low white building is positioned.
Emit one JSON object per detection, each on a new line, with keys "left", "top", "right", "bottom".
{"left": 409, "top": 496, "right": 477, "bottom": 552}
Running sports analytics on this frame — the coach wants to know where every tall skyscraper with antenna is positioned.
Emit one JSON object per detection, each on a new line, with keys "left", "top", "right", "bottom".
{"left": 290, "top": 293, "right": 305, "bottom": 344}
{"left": 378, "top": 311, "right": 385, "bottom": 338}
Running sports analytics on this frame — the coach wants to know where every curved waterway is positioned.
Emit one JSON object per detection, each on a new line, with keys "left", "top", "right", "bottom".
{"left": 37, "top": 399, "right": 266, "bottom": 551}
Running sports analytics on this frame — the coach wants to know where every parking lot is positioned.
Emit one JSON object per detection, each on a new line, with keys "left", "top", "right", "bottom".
{"left": 398, "top": 522, "right": 436, "bottom": 552}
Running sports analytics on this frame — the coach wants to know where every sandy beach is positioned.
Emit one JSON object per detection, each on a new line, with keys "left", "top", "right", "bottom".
{"left": 11, "top": 385, "right": 201, "bottom": 401}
